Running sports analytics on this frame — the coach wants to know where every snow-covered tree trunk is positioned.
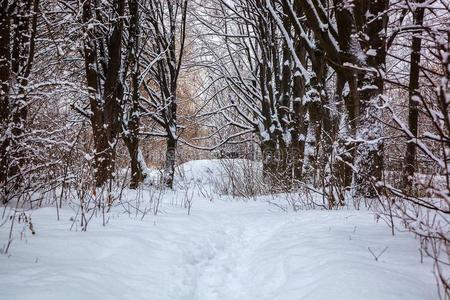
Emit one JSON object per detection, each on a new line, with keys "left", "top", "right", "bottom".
{"left": 0, "top": 1, "right": 10, "bottom": 124}
{"left": 352, "top": 0, "right": 388, "bottom": 197}
{"left": 140, "top": 0, "right": 188, "bottom": 189}
{"left": 0, "top": 1, "right": 12, "bottom": 193}
{"left": 291, "top": 71, "right": 307, "bottom": 182}
{"left": 402, "top": 0, "right": 425, "bottom": 190}
{"left": 292, "top": 0, "right": 388, "bottom": 197}
{"left": 81, "top": 0, "right": 125, "bottom": 187}
{"left": 302, "top": 97, "right": 321, "bottom": 184}
{"left": 164, "top": 136, "right": 177, "bottom": 188}
{"left": 122, "top": 0, "right": 146, "bottom": 189}
{"left": 0, "top": 0, "right": 39, "bottom": 200}
{"left": 123, "top": 68, "right": 147, "bottom": 189}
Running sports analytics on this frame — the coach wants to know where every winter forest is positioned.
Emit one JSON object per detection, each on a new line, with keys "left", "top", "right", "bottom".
{"left": 0, "top": 0, "right": 449, "bottom": 299}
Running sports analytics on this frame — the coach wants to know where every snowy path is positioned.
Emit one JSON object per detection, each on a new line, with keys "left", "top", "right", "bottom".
{"left": 0, "top": 198, "right": 439, "bottom": 300}
{"left": 178, "top": 212, "right": 288, "bottom": 300}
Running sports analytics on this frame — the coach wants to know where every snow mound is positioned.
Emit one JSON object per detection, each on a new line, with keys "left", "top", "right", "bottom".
{"left": 175, "top": 159, "right": 225, "bottom": 184}
{"left": 175, "top": 159, "right": 261, "bottom": 183}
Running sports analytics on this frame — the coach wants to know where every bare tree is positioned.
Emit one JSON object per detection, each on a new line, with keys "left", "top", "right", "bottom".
{"left": 122, "top": 0, "right": 148, "bottom": 189}
{"left": 140, "top": 0, "right": 188, "bottom": 188}
{"left": 402, "top": 0, "right": 425, "bottom": 189}
{"left": 80, "top": 0, "right": 126, "bottom": 187}
{"left": 0, "top": 0, "right": 40, "bottom": 202}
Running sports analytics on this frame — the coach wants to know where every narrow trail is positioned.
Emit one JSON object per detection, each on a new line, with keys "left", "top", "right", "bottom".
{"left": 174, "top": 210, "right": 289, "bottom": 300}
{"left": 162, "top": 201, "right": 436, "bottom": 300}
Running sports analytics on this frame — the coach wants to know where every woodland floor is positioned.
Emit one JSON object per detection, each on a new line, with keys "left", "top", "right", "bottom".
{"left": 0, "top": 160, "right": 439, "bottom": 300}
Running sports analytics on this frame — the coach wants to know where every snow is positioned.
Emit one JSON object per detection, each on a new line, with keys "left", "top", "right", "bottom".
{"left": 175, "top": 159, "right": 223, "bottom": 184}
{"left": 0, "top": 160, "right": 439, "bottom": 300}
{"left": 366, "top": 49, "right": 377, "bottom": 56}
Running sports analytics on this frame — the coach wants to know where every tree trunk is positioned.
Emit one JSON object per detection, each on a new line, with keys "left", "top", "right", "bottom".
{"left": 403, "top": 0, "right": 425, "bottom": 189}
{"left": 0, "top": 1, "right": 10, "bottom": 124}
{"left": 260, "top": 139, "right": 278, "bottom": 184}
{"left": 124, "top": 74, "right": 146, "bottom": 189}
{"left": 302, "top": 97, "right": 321, "bottom": 185}
{"left": 123, "top": 0, "right": 146, "bottom": 189}
{"left": 353, "top": 0, "right": 388, "bottom": 198}
{"left": 93, "top": 128, "right": 115, "bottom": 187}
{"left": 163, "top": 137, "right": 177, "bottom": 189}
{"left": 124, "top": 137, "right": 146, "bottom": 189}
{"left": 0, "top": 0, "right": 38, "bottom": 197}
{"left": 291, "top": 95, "right": 307, "bottom": 182}
{"left": 0, "top": 2, "right": 11, "bottom": 190}
{"left": 82, "top": 0, "right": 125, "bottom": 187}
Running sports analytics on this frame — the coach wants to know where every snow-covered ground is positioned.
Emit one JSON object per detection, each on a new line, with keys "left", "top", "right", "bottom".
{"left": 0, "top": 160, "right": 439, "bottom": 300}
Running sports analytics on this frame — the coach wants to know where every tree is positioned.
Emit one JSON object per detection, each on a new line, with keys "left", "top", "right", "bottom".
{"left": 402, "top": 0, "right": 425, "bottom": 189}
{"left": 122, "top": 0, "right": 148, "bottom": 189}
{"left": 140, "top": 0, "right": 188, "bottom": 188}
{"left": 285, "top": 0, "right": 388, "bottom": 197}
{"left": 194, "top": 0, "right": 315, "bottom": 188}
{"left": 0, "top": 0, "right": 39, "bottom": 202}
{"left": 80, "top": 0, "right": 126, "bottom": 187}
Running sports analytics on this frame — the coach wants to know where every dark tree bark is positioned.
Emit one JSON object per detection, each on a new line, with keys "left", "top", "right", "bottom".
{"left": 290, "top": 36, "right": 307, "bottom": 182}
{"left": 0, "top": 1, "right": 11, "bottom": 124}
{"left": 403, "top": 0, "right": 425, "bottom": 189}
{"left": 143, "top": 0, "right": 188, "bottom": 189}
{"left": 123, "top": 0, "right": 146, "bottom": 189}
{"left": 260, "top": 139, "right": 278, "bottom": 185}
{"left": 0, "top": 0, "right": 39, "bottom": 201}
{"left": 163, "top": 137, "right": 177, "bottom": 188}
{"left": 123, "top": 64, "right": 146, "bottom": 189}
{"left": 292, "top": 0, "right": 388, "bottom": 197}
{"left": 353, "top": 0, "right": 388, "bottom": 197}
{"left": 0, "top": 1, "right": 12, "bottom": 191}
{"left": 82, "top": 0, "right": 125, "bottom": 187}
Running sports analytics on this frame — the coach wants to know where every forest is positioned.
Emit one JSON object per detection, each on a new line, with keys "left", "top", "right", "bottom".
{"left": 0, "top": 0, "right": 449, "bottom": 299}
